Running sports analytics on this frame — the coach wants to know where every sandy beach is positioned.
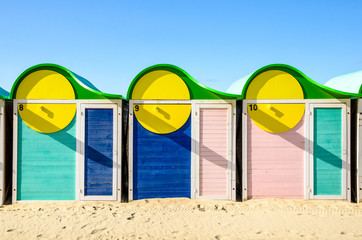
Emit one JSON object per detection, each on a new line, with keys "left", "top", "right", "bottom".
{"left": 1, "top": 198, "right": 362, "bottom": 240}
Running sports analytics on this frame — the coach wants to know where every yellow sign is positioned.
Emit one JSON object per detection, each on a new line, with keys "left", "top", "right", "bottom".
{"left": 16, "top": 70, "right": 76, "bottom": 133}
{"left": 246, "top": 70, "right": 305, "bottom": 133}
{"left": 132, "top": 70, "right": 191, "bottom": 134}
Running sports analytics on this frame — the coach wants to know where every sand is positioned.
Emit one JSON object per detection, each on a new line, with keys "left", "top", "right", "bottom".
{"left": 1, "top": 198, "right": 362, "bottom": 240}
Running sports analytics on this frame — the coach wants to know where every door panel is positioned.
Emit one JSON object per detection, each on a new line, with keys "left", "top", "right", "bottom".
{"left": 246, "top": 103, "right": 305, "bottom": 199}
{"left": 17, "top": 103, "right": 76, "bottom": 200}
{"left": 133, "top": 104, "right": 191, "bottom": 200}
{"left": 84, "top": 108, "right": 114, "bottom": 196}
{"left": 313, "top": 107, "right": 343, "bottom": 196}
{"left": 199, "top": 108, "right": 228, "bottom": 197}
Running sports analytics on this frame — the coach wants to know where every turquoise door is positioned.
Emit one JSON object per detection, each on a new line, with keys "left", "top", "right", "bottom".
{"left": 312, "top": 105, "right": 346, "bottom": 199}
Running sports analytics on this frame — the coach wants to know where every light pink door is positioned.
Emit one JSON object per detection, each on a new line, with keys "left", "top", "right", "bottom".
{"left": 199, "top": 108, "right": 229, "bottom": 197}
{"left": 247, "top": 115, "right": 305, "bottom": 199}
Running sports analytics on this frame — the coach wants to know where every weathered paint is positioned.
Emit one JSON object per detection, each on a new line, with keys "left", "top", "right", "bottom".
{"left": 133, "top": 114, "right": 191, "bottom": 200}
{"left": 84, "top": 108, "right": 113, "bottom": 196}
{"left": 247, "top": 113, "right": 305, "bottom": 199}
{"left": 313, "top": 108, "right": 342, "bottom": 196}
{"left": 199, "top": 108, "right": 228, "bottom": 196}
{"left": 17, "top": 114, "right": 76, "bottom": 200}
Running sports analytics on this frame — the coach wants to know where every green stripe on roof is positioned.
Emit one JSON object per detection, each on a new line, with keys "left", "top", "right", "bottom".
{"left": 11, "top": 63, "right": 123, "bottom": 100}
{"left": 127, "top": 64, "right": 239, "bottom": 100}
{"left": 242, "top": 64, "right": 361, "bottom": 99}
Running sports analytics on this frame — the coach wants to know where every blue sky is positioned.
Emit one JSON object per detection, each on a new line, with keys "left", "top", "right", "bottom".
{"left": 0, "top": 1, "right": 361, "bottom": 96}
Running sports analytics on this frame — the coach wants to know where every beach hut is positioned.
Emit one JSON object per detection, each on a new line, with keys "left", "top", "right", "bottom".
{"left": 11, "top": 64, "right": 124, "bottom": 202}
{"left": 241, "top": 64, "right": 356, "bottom": 201}
{"left": 0, "top": 87, "right": 10, "bottom": 204}
{"left": 127, "top": 64, "right": 238, "bottom": 200}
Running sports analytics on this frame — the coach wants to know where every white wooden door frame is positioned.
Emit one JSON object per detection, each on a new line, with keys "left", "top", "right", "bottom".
{"left": 0, "top": 100, "right": 4, "bottom": 205}
{"left": 192, "top": 103, "right": 236, "bottom": 200}
{"left": 308, "top": 103, "right": 349, "bottom": 200}
{"left": 78, "top": 103, "right": 119, "bottom": 201}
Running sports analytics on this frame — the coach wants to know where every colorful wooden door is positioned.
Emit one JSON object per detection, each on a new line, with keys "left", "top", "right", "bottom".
{"left": 195, "top": 104, "right": 233, "bottom": 199}
{"left": 80, "top": 104, "right": 118, "bottom": 200}
{"left": 244, "top": 103, "right": 305, "bottom": 199}
{"left": 15, "top": 102, "right": 77, "bottom": 200}
{"left": 131, "top": 103, "right": 192, "bottom": 200}
{"left": 310, "top": 104, "right": 347, "bottom": 199}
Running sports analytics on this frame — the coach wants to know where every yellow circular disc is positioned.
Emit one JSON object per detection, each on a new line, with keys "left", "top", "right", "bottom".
{"left": 132, "top": 70, "right": 191, "bottom": 134}
{"left": 132, "top": 70, "right": 190, "bottom": 100}
{"left": 246, "top": 70, "right": 305, "bottom": 133}
{"left": 16, "top": 70, "right": 76, "bottom": 133}
{"left": 134, "top": 104, "right": 191, "bottom": 134}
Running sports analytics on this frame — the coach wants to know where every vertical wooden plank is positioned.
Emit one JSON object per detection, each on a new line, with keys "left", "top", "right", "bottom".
{"left": 199, "top": 108, "right": 228, "bottom": 197}
{"left": 313, "top": 108, "right": 342, "bottom": 195}
{"left": 84, "top": 108, "right": 113, "bottom": 196}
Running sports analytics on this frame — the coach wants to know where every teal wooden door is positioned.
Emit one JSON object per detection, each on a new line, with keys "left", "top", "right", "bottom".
{"left": 312, "top": 105, "right": 346, "bottom": 199}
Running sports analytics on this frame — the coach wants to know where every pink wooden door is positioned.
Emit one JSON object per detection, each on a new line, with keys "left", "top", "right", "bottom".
{"left": 247, "top": 114, "right": 305, "bottom": 199}
{"left": 199, "top": 108, "right": 229, "bottom": 197}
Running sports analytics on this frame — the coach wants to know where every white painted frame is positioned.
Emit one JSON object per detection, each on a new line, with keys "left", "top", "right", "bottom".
{"left": 0, "top": 99, "right": 4, "bottom": 205}
{"left": 242, "top": 99, "right": 350, "bottom": 201}
{"left": 78, "top": 103, "right": 119, "bottom": 201}
{"left": 193, "top": 102, "right": 236, "bottom": 200}
{"left": 308, "top": 103, "right": 349, "bottom": 200}
{"left": 357, "top": 100, "right": 362, "bottom": 203}
{"left": 128, "top": 99, "right": 234, "bottom": 201}
{"left": 12, "top": 99, "right": 122, "bottom": 202}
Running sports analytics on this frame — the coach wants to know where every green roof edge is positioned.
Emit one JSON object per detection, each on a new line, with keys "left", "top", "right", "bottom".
{"left": 127, "top": 64, "right": 240, "bottom": 100}
{"left": 10, "top": 63, "right": 123, "bottom": 100}
{"left": 241, "top": 64, "right": 362, "bottom": 99}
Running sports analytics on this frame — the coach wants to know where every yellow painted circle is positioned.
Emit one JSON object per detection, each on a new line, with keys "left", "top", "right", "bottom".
{"left": 16, "top": 70, "right": 76, "bottom": 133}
{"left": 246, "top": 70, "right": 305, "bottom": 133}
{"left": 132, "top": 70, "right": 191, "bottom": 134}
{"left": 132, "top": 70, "right": 190, "bottom": 100}
{"left": 134, "top": 104, "right": 191, "bottom": 134}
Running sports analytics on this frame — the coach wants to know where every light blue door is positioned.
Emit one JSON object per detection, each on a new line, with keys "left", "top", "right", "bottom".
{"left": 313, "top": 106, "right": 345, "bottom": 198}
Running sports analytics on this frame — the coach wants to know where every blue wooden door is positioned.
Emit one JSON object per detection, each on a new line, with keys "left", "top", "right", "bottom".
{"left": 83, "top": 106, "right": 116, "bottom": 199}
{"left": 312, "top": 106, "right": 346, "bottom": 199}
{"left": 132, "top": 105, "right": 192, "bottom": 200}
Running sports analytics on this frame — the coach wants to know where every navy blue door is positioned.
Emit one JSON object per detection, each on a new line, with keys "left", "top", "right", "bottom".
{"left": 84, "top": 108, "right": 114, "bottom": 196}
{"left": 133, "top": 115, "right": 191, "bottom": 200}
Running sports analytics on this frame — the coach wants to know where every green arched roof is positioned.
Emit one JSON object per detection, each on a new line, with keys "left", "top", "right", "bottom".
{"left": 127, "top": 64, "right": 239, "bottom": 100}
{"left": 11, "top": 63, "right": 123, "bottom": 100}
{"left": 242, "top": 64, "right": 361, "bottom": 99}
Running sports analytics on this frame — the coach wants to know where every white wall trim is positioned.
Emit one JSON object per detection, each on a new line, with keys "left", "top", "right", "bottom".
{"left": 0, "top": 100, "right": 4, "bottom": 205}
{"left": 12, "top": 100, "right": 18, "bottom": 203}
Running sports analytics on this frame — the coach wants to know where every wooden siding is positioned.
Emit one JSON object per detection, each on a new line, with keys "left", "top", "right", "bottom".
{"left": 313, "top": 108, "right": 342, "bottom": 195}
{"left": 84, "top": 109, "right": 113, "bottom": 196}
{"left": 199, "top": 108, "right": 228, "bottom": 196}
{"left": 247, "top": 114, "right": 305, "bottom": 199}
{"left": 133, "top": 114, "right": 191, "bottom": 200}
{"left": 17, "top": 115, "right": 76, "bottom": 200}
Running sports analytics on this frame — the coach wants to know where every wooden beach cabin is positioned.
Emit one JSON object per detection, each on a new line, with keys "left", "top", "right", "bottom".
{"left": 0, "top": 87, "right": 11, "bottom": 204}
{"left": 11, "top": 64, "right": 124, "bottom": 202}
{"left": 241, "top": 64, "right": 356, "bottom": 201}
{"left": 128, "top": 64, "right": 238, "bottom": 201}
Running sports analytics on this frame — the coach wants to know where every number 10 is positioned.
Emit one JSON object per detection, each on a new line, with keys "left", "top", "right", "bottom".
{"left": 248, "top": 104, "right": 258, "bottom": 111}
